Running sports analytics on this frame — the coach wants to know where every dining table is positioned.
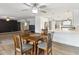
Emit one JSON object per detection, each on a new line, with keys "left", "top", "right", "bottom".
{"left": 21, "top": 33, "right": 42, "bottom": 55}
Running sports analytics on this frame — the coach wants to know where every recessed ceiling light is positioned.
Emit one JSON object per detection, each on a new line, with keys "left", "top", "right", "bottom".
{"left": 6, "top": 17, "right": 10, "bottom": 21}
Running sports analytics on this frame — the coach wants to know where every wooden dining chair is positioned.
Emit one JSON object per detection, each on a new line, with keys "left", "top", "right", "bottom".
{"left": 21, "top": 30, "right": 30, "bottom": 44}
{"left": 37, "top": 33, "right": 53, "bottom": 55}
{"left": 12, "top": 34, "right": 33, "bottom": 55}
{"left": 41, "top": 29, "right": 48, "bottom": 35}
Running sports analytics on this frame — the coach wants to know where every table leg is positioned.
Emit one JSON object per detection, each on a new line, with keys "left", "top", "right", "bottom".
{"left": 33, "top": 42, "right": 36, "bottom": 55}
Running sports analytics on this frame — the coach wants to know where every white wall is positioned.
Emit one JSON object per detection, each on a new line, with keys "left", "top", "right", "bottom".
{"left": 73, "top": 9, "right": 79, "bottom": 27}
{"left": 35, "top": 16, "right": 49, "bottom": 33}
{"left": 40, "top": 17, "right": 49, "bottom": 29}
{"left": 26, "top": 17, "right": 35, "bottom": 25}
{"left": 52, "top": 10, "right": 73, "bottom": 20}
{"left": 35, "top": 16, "right": 41, "bottom": 33}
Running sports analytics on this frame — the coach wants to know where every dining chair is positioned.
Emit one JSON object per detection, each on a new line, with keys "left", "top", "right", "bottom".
{"left": 41, "top": 29, "right": 48, "bottom": 35}
{"left": 21, "top": 30, "right": 30, "bottom": 44}
{"left": 12, "top": 34, "right": 33, "bottom": 55}
{"left": 37, "top": 33, "right": 53, "bottom": 55}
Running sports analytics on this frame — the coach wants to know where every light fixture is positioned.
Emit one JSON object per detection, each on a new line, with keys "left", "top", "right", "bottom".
{"left": 6, "top": 17, "right": 10, "bottom": 21}
{"left": 24, "top": 22, "right": 27, "bottom": 26}
{"left": 32, "top": 7, "right": 38, "bottom": 14}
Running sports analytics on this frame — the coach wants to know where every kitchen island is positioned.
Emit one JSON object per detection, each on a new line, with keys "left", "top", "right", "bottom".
{"left": 53, "top": 30, "right": 79, "bottom": 47}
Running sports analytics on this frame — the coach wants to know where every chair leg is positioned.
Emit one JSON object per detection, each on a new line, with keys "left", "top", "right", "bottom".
{"left": 51, "top": 49, "right": 52, "bottom": 55}
{"left": 20, "top": 52, "right": 23, "bottom": 55}
{"left": 37, "top": 47, "right": 39, "bottom": 55}
{"left": 31, "top": 49, "right": 33, "bottom": 55}
{"left": 51, "top": 52, "right": 52, "bottom": 55}
{"left": 15, "top": 50, "right": 16, "bottom": 55}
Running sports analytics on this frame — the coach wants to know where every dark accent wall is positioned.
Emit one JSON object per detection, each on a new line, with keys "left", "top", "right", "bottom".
{"left": 0, "top": 19, "right": 20, "bottom": 33}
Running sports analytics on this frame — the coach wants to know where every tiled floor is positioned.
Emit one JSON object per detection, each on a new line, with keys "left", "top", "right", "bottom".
{"left": 0, "top": 32, "right": 79, "bottom": 55}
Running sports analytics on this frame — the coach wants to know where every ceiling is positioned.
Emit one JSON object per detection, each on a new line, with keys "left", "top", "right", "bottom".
{"left": 0, "top": 3, "right": 79, "bottom": 20}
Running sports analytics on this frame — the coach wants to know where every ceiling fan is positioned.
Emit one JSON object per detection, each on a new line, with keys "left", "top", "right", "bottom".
{"left": 22, "top": 3, "right": 47, "bottom": 14}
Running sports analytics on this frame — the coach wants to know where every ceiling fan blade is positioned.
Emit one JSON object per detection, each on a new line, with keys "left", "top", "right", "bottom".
{"left": 39, "top": 5, "right": 47, "bottom": 8}
{"left": 21, "top": 9, "right": 28, "bottom": 11}
{"left": 23, "top": 3, "right": 32, "bottom": 7}
{"left": 40, "top": 10, "right": 47, "bottom": 13}
{"left": 32, "top": 3, "right": 39, "bottom": 7}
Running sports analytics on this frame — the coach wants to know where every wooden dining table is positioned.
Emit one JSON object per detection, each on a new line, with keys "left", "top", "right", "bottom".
{"left": 21, "top": 33, "right": 42, "bottom": 55}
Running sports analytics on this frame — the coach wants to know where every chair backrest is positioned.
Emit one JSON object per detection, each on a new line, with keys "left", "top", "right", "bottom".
{"left": 41, "top": 29, "right": 48, "bottom": 35}
{"left": 40, "top": 33, "right": 53, "bottom": 48}
{"left": 47, "top": 33, "right": 53, "bottom": 49}
{"left": 21, "top": 30, "right": 30, "bottom": 37}
{"left": 13, "top": 34, "right": 22, "bottom": 50}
